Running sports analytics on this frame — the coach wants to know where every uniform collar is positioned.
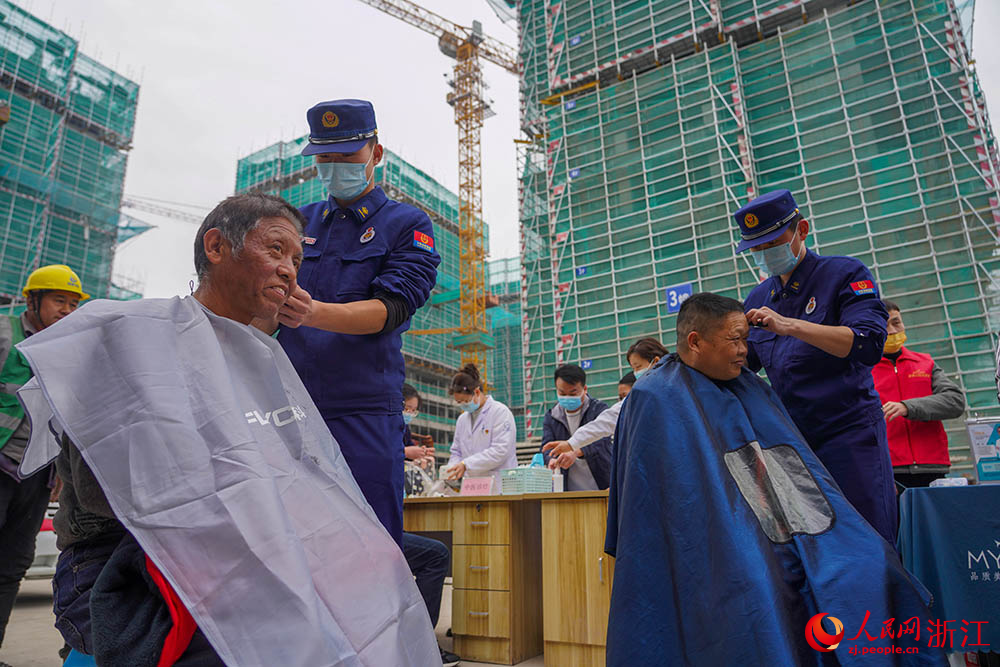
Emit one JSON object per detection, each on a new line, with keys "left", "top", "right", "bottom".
{"left": 327, "top": 186, "right": 388, "bottom": 224}
{"left": 768, "top": 248, "right": 819, "bottom": 301}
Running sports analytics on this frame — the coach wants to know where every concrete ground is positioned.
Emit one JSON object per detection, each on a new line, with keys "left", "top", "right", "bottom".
{"left": 0, "top": 580, "right": 545, "bottom": 666}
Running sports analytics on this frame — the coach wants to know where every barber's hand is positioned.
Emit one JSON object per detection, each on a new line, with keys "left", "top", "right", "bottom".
{"left": 746, "top": 307, "right": 797, "bottom": 336}
{"left": 278, "top": 286, "right": 315, "bottom": 328}
{"left": 542, "top": 440, "right": 572, "bottom": 457}
{"left": 444, "top": 462, "right": 466, "bottom": 481}
{"left": 883, "top": 401, "right": 909, "bottom": 422}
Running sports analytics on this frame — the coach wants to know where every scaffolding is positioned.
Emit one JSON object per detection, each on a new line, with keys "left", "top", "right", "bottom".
{"left": 237, "top": 141, "right": 531, "bottom": 448}
{"left": 0, "top": 1, "right": 139, "bottom": 306}
{"left": 518, "top": 0, "right": 1000, "bottom": 471}
{"left": 488, "top": 256, "right": 526, "bottom": 439}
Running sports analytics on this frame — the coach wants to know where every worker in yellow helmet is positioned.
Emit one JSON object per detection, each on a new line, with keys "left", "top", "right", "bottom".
{"left": 0, "top": 264, "right": 87, "bottom": 647}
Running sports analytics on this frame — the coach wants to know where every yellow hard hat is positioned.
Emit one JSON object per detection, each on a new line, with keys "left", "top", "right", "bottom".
{"left": 22, "top": 264, "right": 90, "bottom": 300}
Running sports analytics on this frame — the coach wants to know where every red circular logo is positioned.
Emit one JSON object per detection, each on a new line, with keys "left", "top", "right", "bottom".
{"left": 805, "top": 613, "right": 844, "bottom": 652}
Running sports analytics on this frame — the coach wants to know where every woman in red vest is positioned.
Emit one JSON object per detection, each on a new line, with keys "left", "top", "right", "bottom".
{"left": 872, "top": 300, "right": 966, "bottom": 488}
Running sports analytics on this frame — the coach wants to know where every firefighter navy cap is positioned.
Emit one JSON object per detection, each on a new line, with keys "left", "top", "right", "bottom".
{"left": 733, "top": 189, "right": 803, "bottom": 253}
{"left": 301, "top": 99, "right": 378, "bottom": 156}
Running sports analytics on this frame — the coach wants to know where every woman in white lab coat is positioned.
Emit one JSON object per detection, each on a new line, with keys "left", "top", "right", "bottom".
{"left": 444, "top": 364, "right": 517, "bottom": 491}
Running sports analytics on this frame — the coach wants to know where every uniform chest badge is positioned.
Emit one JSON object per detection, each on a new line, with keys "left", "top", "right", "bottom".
{"left": 303, "top": 236, "right": 316, "bottom": 245}
{"left": 360, "top": 226, "right": 375, "bottom": 244}
{"left": 805, "top": 296, "right": 816, "bottom": 315}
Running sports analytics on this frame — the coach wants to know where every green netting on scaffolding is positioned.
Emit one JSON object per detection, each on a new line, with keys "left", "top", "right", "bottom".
{"left": 0, "top": 4, "right": 138, "bottom": 303}
{"left": 488, "top": 256, "right": 525, "bottom": 439}
{"left": 520, "top": 0, "right": 1000, "bottom": 462}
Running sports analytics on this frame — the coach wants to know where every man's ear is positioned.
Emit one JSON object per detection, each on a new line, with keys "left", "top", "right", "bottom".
{"left": 202, "top": 228, "right": 228, "bottom": 267}
{"left": 686, "top": 330, "right": 701, "bottom": 354}
{"left": 373, "top": 143, "right": 384, "bottom": 167}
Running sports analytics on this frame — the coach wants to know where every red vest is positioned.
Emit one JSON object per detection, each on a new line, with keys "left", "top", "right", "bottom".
{"left": 872, "top": 348, "right": 950, "bottom": 467}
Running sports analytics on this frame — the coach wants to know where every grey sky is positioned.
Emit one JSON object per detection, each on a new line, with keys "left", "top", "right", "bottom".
{"left": 19, "top": 1, "right": 1000, "bottom": 298}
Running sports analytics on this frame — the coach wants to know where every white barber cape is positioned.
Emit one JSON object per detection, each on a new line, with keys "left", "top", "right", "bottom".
{"left": 15, "top": 296, "right": 438, "bottom": 667}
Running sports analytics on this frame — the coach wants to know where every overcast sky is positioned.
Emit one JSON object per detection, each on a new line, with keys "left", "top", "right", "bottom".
{"left": 17, "top": 0, "right": 1000, "bottom": 298}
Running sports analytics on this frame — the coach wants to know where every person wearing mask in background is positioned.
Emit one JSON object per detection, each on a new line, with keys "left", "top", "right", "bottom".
{"left": 734, "top": 189, "right": 895, "bottom": 544}
{"left": 540, "top": 364, "right": 613, "bottom": 491}
{"left": 263, "top": 100, "right": 440, "bottom": 547}
{"left": 543, "top": 338, "right": 668, "bottom": 469}
{"left": 618, "top": 371, "right": 636, "bottom": 401}
{"left": 873, "top": 300, "right": 965, "bottom": 489}
{"left": 403, "top": 383, "right": 434, "bottom": 469}
{"left": 444, "top": 364, "right": 516, "bottom": 490}
{"left": 0, "top": 265, "right": 87, "bottom": 649}
{"left": 399, "top": 385, "right": 462, "bottom": 667}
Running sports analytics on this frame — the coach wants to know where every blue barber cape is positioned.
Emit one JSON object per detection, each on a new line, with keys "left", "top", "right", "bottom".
{"left": 606, "top": 355, "right": 944, "bottom": 666}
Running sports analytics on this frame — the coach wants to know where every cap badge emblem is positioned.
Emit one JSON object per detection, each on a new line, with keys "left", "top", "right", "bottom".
{"left": 322, "top": 111, "right": 339, "bottom": 128}
{"left": 744, "top": 213, "right": 759, "bottom": 228}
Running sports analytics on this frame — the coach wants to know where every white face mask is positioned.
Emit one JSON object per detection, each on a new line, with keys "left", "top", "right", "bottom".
{"left": 316, "top": 149, "right": 375, "bottom": 201}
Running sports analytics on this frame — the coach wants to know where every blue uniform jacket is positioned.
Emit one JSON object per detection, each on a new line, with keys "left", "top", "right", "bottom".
{"left": 540, "top": 397, "right": 614, "bottom": 490}
{"left": 279, "top": 186, "right": 440, "bottom": 416}
{"left": 745, "top": 248, "right": 888, "bottom": 443}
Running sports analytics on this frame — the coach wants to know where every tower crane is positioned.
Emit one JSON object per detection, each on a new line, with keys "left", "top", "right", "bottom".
{"left": 356, "top": 0, "right": 518, "bottom": 384}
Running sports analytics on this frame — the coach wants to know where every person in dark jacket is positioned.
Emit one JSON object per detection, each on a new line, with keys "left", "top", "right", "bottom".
{"left": 540, "top": 364, "right": 613, "bottom": 490}
{"left": 872, "top": 300, "right": 965, "bottom": 488}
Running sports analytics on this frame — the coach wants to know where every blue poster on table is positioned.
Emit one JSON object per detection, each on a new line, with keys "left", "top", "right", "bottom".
{"left": 899, "top": 486, "right": 1000, "bottom": 649}
{"left": 966, "top": 419, "right": 1000, "bottom": 484}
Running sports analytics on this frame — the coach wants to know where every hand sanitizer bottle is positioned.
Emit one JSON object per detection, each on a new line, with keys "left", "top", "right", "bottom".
{"left": 552, "top": 468, "right": 564, "bottom": 493}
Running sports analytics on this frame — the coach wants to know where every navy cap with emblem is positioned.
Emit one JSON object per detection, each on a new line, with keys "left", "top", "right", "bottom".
{"left": 301, "top": 99, "right": 378, "bottom": 156}
{"left": 733, "top": 189, "right": 803, "bottom": 253}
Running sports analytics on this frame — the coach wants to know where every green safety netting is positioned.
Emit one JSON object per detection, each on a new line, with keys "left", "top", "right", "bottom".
{"left": 0, "top": 1, "right": 139, "bottom": 302}
{"left": 520, "top": 0, "right": 999, "bottom": 467}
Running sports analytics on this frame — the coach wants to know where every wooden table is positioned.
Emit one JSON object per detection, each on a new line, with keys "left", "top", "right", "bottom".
{"left": 527, "top": 490, "right": 612, "bottom": 667}
{"left": 404, "top": 495, "right": 543, "bottom": 665}
{"left": 404, "top": 491, "right": 612, "bottom": 666}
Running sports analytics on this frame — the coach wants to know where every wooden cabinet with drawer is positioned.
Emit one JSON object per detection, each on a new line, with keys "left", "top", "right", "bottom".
{"left": 404, "top": 496, "right": 543, "bottom": 666}
{"left": 452, "top": 498, "right": 542, "bottom": 665}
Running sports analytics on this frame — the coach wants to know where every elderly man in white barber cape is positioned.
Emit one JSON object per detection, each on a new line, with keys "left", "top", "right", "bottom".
{"left": 15, "top": 193, "right": 438, "bottom": 667}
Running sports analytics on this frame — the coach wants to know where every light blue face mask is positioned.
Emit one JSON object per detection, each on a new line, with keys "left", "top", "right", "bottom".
{"left": 460, "top": 399, "right": 480, "bottom": 414}
{"left": 557, "top": 395, "right": 582, "bottom": 411}
{"left": 633, "top": 366, "right": 649, "bottom": 379}
{"left": 316, "top": 151, "right": 374, "bottom": 201}
{"left": 751, "top": 239, "right": 802, "bottom": 276}
{"left": 402, "top": 412, "right": 415, "bottom": 425}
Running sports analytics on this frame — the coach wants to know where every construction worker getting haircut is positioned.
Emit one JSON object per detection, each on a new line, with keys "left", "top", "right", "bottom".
{"left": 0, "top": 264, "right": 87, "bottom": 647}
{"left": 267, "top": 99, "right": 440, "bottom": 546}
{"left": 734, "top": 189, "right": 896, "bottom": 545}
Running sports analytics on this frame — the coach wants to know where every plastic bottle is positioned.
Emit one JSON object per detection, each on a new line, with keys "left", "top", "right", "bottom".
{"left": 552, "top": 468, "right": 564, "bottom": 493}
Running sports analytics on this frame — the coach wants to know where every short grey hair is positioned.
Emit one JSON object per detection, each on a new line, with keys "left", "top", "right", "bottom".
{"left": 193, "top": 193, "right": 306, "bottom": 281}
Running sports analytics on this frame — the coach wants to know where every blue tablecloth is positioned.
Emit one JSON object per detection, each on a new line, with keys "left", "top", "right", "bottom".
{"left": 899, "top": 485, "right": 1000, "bottom": 649}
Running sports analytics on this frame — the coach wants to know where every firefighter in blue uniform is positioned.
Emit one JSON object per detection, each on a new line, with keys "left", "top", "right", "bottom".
{"left": 734, "top": 189, "right": 896, "bottom": 544}
{"left": 271, "top": 99, "right": 440, "bottom": 546}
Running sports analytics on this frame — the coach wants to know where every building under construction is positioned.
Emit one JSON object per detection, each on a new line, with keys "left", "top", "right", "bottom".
{"left": 0, "top": 1, "right": 140, "bottom": 305}
{"left": 236, "top": 140, "right": 528, "bottom": 449}
{"left": 517, "top": 0, "right": 995, "bottom": 470}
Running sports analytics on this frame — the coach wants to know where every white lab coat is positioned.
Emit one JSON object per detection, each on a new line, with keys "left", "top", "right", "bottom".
{"left": 568, "top": 398, "right": 623, "bottom": 451}
{"left": 448, "top": 396, "right": 517, "bottom": 491}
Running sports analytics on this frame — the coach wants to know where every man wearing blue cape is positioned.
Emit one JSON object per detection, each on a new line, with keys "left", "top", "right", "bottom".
{"left": 606, "top": 293, "right": 944, "bottom": 666}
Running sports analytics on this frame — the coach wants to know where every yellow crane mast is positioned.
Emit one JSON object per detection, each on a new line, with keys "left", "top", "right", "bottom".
{"left": 356, "top": 0, "right": 518, "bottom": 384}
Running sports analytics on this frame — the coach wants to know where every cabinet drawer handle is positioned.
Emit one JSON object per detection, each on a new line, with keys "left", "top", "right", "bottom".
{"left": 599, "top": 556, "right": 604, "bottom": 584}
{"left": 470, "top": 521, "right": 489, "bottom": 526}
{"left": 469, "top": 565, "right": 489, "bottom": 571}
{"left": 468, "top": 611, "right": 489, "bottom": 617}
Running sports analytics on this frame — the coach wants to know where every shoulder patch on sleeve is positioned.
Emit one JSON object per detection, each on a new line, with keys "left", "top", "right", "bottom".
{"left": 850, "top": 280, "right": 876, "bottom": 295}
{"left": 413, "top": 230, "right": 435, "bottom": 252}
